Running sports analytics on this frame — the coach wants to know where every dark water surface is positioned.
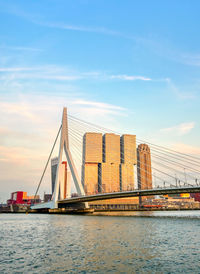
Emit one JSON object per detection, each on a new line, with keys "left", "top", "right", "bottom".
{"left": 0, "top": 211, "right": 200, "bottom": 273}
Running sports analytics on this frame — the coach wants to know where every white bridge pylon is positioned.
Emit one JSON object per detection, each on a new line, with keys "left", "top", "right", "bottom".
{"left": 31, "top": 107, "right": 87, "bottom": 210}
{"left": 52, "top": 107, "right": 86, "bottom": 208}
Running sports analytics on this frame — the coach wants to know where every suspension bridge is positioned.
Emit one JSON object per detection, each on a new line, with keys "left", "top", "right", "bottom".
{"left": 31, "top": 107, "right": 200, "bottom": 211}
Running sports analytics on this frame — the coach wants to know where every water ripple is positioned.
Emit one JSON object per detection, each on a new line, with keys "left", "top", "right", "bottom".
{"left": 0, "top": 212, "right": 200, "bottom": 273}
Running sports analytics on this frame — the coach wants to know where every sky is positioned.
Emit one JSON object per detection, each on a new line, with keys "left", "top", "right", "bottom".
{"left": 0, "top": 0, "right": 200, "bottom": 202}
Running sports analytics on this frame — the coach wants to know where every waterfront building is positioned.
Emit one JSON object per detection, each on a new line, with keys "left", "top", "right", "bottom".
{"left": 61, "top": 161, "right": 71, "bottom": 199}
{"left": 82, "top": 132, "right": 137, "bottom": 195}
{"left": 137, "top": 144, "right": 152, "bottom": 190}
{"left": 51, "top": 158, "right": 70, "bottom": 198}
{"left": 82, "top": 133, "right": 102, "bottom": 163}
{"left": 190, "top": 193, "right": 200, "bottom": 202}
{"left": 82, "top": 133, "right": 102, "bottom": 194}
{"left": 43, "top": 194, "right": 52, "bottom": 202}
{"left": 120, "top": 164, "right": 134, "bottom": 191}
{"left": 89, "top": 197, "right": 139, "bottom": 209}
{"left": 121, "top": 134, "right": 137, "bottom": 165}
{"left": 100, "top": 133, "right": 121, "bottom": 193}
{"left": 100, "top": 163, "right": 120, "bottom": 193}
{"left": 82, "top": 163, "right": 99, "bottom": 195}
{"left": 141, "top": 196, "right": 200, "bottom": 209}
{"left": 7, "top": 191, "right": 41, "bottom": 205}
{"left": 51, "top": 157, "right": 58, "bottom": 194}
{"left": 66, "top": 170, "right": 71, "bottom": 198}
{"left": 119, "top": 134, "right": 136, "bottom": 190}
{"left": 103, "top": 133, "right": 120, "bottom": 163}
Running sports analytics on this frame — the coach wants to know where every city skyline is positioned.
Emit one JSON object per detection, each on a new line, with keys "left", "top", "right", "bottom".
{"left": 0, "top": 0, "right": 200, "bottom": 201}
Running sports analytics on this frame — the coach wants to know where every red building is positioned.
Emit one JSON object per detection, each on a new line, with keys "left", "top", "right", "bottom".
{"left": 7, "top": 191, "right": 40, "bottom": 205}
{"left": 191, "top": 193, "right": 200, "bottom": 202}
{"left": 7, "top": 191, "right": 24, "bottom": 205}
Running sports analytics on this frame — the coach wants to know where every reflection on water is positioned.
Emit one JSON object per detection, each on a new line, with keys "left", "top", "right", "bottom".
{"left": 0, "top": 211, "right": 200, "bottom": 273}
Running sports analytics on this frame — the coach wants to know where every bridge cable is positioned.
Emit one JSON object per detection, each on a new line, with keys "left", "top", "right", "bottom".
{"left": 69, "top": 118, "right": 200, "bottom": 175}
{"left": 68, "top": 128, "right": 185, "bottom": 189}
{"left": 68, "top": 114, "right": 200, "bottom": 163}
{"left": 33, "top": 125, "right": 62, "bottom": 202}
{"left": 68, "top": 118, "right": 199, "bottom": 189}
{"left": 69, "top": 124, "right": 200, "bottom": 177}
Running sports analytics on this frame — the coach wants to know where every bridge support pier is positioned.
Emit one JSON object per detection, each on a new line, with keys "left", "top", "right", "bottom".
{"left": 58, "top": 202, "right": 88, "bottom": 210}
{"left": 139, "top": 196, "right": 142, "bottom": 207}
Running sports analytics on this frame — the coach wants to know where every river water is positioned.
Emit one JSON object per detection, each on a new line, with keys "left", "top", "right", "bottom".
{"left": 0, "top": 211, "right": 200, "bottom": 273}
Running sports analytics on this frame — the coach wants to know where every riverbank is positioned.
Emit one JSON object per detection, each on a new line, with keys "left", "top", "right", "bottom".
{"left": 1, "top": 207, "right": 200, "bottom": 215}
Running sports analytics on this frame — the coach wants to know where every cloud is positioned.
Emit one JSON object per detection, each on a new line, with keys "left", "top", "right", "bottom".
{"left": 27, "top": 18, "right": 200, "bottom": 68}
{"left": 0, "top": 92, "right": 130, "bottom": 201}
{"left": 165, "top": 78, "right": 195, "bottom": 100}
{"left": 2, "top": 2, "right": 200, "bottom": 70}
{"left": 0, "top": 45, "right": 42, "bottom": 52}
{"left": 0, "top": 3, "right": 127, "bottom": 38}
{"left": 0, "top": 145, "right": 46, "bottom": 165}
{"left": 71, "top": 99, "right": 127, "bottom": 118}
{"left": 110, "top": 75, "right": 152, "bottom": 81}
{"left": 41, "top": 21, "right": 121, "bottom": 37}
{"left": 0, "top": 65, "right": 153, "bottom": 83}
{"left": 179, "top": 53, "right": 200, "bottom": 67}
{"left": 0, "top": 67, "right": 35, "bottom": 72}
{"left": 0, "top": 101, "right": 39, "bottom": 122}
{"left": 172, "top": 143, "right": 200, "bottom": 156}
{"left": 0, "top": 73, "right": 81, "bottom": 81}
{"left": 0, "top": 66, "right": 84, "bottom": 81}
{"left": 0, "top": 93, "right": 128, "bottom": 148}
{"left": 161, "top": 122, "right": 195, "bottom": 136}
{"left": 72, "top": 100, "right": 125, "bottom": 110}
{"left": 0, "top": 127, "right": 50, "bottom": 149}
{"left": 0, "top": 144, "right": 51, "bottom": 199}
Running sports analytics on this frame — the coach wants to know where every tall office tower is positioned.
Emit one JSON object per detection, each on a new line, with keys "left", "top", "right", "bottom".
{"left": 82, "top": 133, "right": 102, "bottom": 195}
{"left": 66, "top": 170, "right": 71, "bottom": 198}
{"left": 120, "top": 134, "right": 136, "bottom": 191}
{"left": 120, "top": 164, "right": 134, "bottom": 191}
{"left": 61, "top": 161, "right": 71, "bottom": 199}
{"left": 82, "top": 163, "right": 99, "bottom": 195}
{"left": 82, "top": 133, "right": 102, "bottom": 163}
{"left": 51, "top": 157, "right": 58, "bottom": 194}
{"left": 51, "top": 158, "right": 70, "bottom": 198}
{"left": 103, "top": 133, "right": 120, "bottom": 163}
{"left": 121, "top": 134, "right": 137, "bottom": 164}
{"left": 100, "top": 163, "right": 120, "bottom": 193}
{"left": 137, "top": 144, "right": 152, "bottom": 190}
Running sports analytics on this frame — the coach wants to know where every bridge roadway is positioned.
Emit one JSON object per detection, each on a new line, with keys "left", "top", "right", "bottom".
{"left": 58, "top": 186, "right": 200, "bottom": 205}
{"left": 31, "top": 186, "right": 200, "bottom": 209}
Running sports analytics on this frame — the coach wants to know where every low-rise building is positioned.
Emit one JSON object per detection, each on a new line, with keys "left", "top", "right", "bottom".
{"left": 7, "top": 191, "right": 41, "bottom": 205}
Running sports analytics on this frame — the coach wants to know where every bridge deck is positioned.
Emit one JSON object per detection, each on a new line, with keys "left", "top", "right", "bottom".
{"left": 58, "top": 186, "right": 200, "bottom": 204}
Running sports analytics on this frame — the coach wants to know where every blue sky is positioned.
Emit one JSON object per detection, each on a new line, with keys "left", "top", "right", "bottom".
{"left": 0, "top": 0, "right": 200, "bottom": 201}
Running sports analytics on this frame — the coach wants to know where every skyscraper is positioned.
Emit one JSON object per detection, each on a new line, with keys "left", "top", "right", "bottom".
{"left": 100, "top": 163, "right": 120, "bottom": 193}
{"left": 82, "top": 133, "right": 102, "bottom": 195}
{"left": 120, "top": 164, "right": 134, "bottom": 191}
{"left": 103, "top": 133, "right": 120, "bottom": 163}
{"left": 62, "top": 161, "right": 71, "bottom": 199}
{"left": 51, "top": 157, "right": 58, "bottom": 194}
{"left": 82, "top": 132, "right": 137, "bottom": 195}
{"left": 120, "top": 134, "right": 136, "bottom": 190}
{"left": 51, "top": 158, "right": 70, "bottom": 198}
{"left": 82, "top": 133, "right": 102, "bottom": 163}
{"left": 99, "top": 133, "right": 121, "bottom": 193}
{"left": 82, "top": 163, "right": 99, "bottom": 195}
{"left": 81, "top": 131, "right": 140, "bottom": 207}
{"left": 121, "top": 134, "right": 137, "bottom": 165}
{"left": 137, "top": 144, "right": 152, "bottom": 190}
